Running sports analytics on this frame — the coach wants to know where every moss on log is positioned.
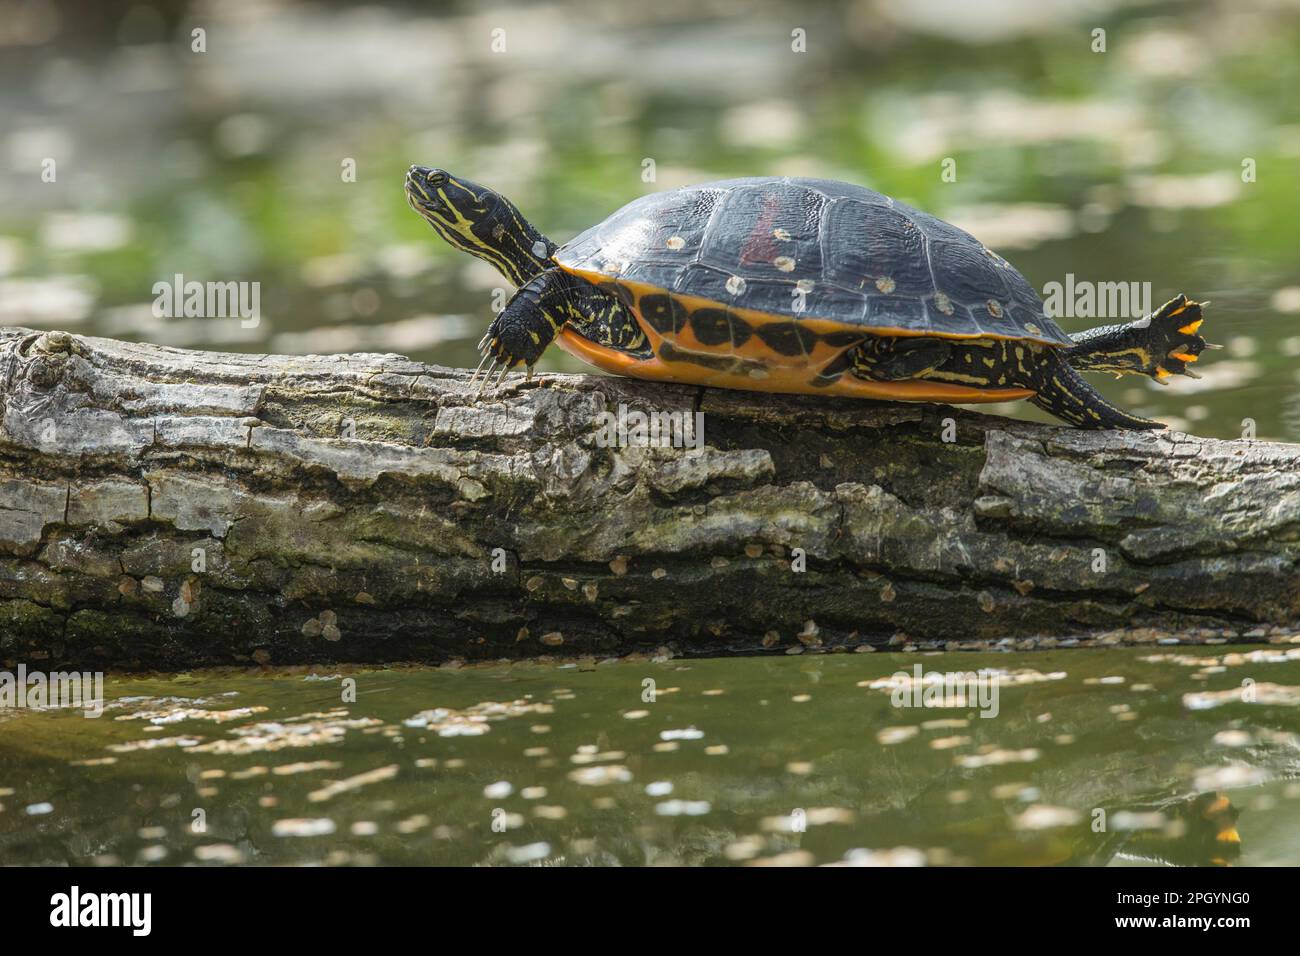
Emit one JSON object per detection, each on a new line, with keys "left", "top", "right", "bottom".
{"left": 1, "top": 327, "right": 1298, "bottom": 669}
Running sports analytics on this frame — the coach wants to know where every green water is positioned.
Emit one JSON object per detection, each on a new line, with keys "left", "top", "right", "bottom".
{"left": 3, "top": 645, "right": 1299, "bottom": 866}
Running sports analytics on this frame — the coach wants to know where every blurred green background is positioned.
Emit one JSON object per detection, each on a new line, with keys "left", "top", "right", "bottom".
{"left": 2, "top": 0, "right": 1298, "bottom": 438}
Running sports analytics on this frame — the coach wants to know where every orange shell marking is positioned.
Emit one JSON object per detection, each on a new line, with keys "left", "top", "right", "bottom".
{"left": 556, "top": 329, "right": 1034, "bottom": 404}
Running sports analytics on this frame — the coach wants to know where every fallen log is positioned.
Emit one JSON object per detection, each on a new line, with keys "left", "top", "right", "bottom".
{"left": 1, "top": 326, "right": 1298, "bottom": 669}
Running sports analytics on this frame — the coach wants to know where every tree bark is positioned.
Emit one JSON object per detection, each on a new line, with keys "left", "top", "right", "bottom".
{"left": 1, "top": 327, "right": 1297, "bottom": 669}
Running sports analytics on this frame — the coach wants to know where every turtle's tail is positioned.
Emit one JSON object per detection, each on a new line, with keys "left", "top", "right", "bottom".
{"left": 1030, "top": 350, "right": 1165, "bottom": 430}
{"left": 1065, "top": 294, "right": 1215, "bottom": 382}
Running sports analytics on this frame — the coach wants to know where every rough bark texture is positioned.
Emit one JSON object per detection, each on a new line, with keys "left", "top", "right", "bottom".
{"left": 1, "top": 327, "right": 1298, "bottom": 669}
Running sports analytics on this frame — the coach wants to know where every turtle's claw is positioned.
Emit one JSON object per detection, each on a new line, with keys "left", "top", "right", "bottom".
{"left": 474, "top": 362, "right": 493, "bottom": 399}
{"left": 469, "top": 349, "right": 493, "bottom": 387}
{"left": 468, "top": 310, "right": 539, "bottom": 400}
{"left": 493, "top": 363, "right": 511, "bottom": 392}
{"left": 469, "top": 336, "right": 526, "bottom": 401}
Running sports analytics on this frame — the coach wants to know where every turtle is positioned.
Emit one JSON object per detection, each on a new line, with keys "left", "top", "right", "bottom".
{"left": 404, "top": 167, "right": 1215, "bottom": 428}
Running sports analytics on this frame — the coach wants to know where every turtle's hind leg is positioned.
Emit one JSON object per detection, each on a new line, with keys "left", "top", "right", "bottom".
{"left": 851, "top": 336, "right": 951, "bottom": 380}
{"left": 1030, "top": 349, "right": 1164, "bottom": 429}
{"left": 1065, "top": 294, "right": 1215, "bottom": 383}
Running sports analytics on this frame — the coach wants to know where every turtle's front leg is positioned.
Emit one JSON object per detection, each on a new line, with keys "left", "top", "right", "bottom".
{"left": 473, "top": 267, "right": 574, "bottom": 392}
{"left": 473, "top": 270, "right": 648, "bottom": 395}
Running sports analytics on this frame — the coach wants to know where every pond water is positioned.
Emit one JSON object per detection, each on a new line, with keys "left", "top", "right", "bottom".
{"left": 3, "top": 645, "right": 1299, "bottom": 866}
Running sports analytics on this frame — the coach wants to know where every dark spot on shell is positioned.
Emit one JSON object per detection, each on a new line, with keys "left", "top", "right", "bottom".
{"left": 639, "top": 294, "right": 689, "bottom": 334}
{"left": 755, "top": 322, "right": 817, "bottom": 357}
{"left": 690, "top": 308, "right": 738, "bottom": 347}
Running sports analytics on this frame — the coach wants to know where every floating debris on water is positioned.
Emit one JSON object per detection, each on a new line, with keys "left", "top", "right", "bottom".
{"left": 1184, "top": 684, "right": 1300, "bottom": 710}
{"left": 108, "top": 735, "right": 202, "bottom": 752}
{"left": 273, "top": 761, "right": 343, "bottom": 776}
{"left": 654, "top": 800, "right": 711, "bottom": 817}
{"left": 404, "top": 699, "right": 553, "bottom": 736}
{"left": 189, "top": 713, "right": 383, "bottom": 754}
{"left": 1213, "top": 730, "right": 1253, "bottom": 747}
{"left": 877, "top": 726, "right": 919, "bottom": 745}
{"left": 956, "top": 748, "right": 1041, "bottom": 769}
{"left": 114, "top": 705, "right": 268, "bottom": 724}
{"left": 570, "top": 750, "right": 626, "bottom": 765}
{"left": 272, "top": 818, "right": 337, "bottom": 838}
{"left": 504, "top": 842, "right": 552, "bottom": 864}
{"left": 568, "top": 765, "right": 632, "bottom": 786}
{"left": 194, "top": 844, "right": 245, "bottom": 864}
{"left": 1012, "top": 805, "right": 1083, "bottom": 830}
{"left": 831, "top": 847, "right": 926, "bottom": 868}
{"left": 659, "top": 727, "right": 704, "bottom": 741}
{"left": 310, "top": 765, "right": 400, "bottom": 802}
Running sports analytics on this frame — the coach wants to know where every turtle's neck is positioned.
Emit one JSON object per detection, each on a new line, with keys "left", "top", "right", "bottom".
{"left": 476, "top": 198, "right": 558, "bottom": 287}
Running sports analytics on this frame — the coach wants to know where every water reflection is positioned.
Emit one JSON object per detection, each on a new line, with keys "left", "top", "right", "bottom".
{"left": 2, "top": 646, "right": 1299, "bottom": 866}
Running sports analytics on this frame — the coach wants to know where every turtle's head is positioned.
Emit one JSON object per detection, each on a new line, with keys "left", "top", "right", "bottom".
{"left": 405, "top": 165, "right": 555, "bottom": 286}
{"left": 405, "top": 166, "right": 492, "bottom": 235}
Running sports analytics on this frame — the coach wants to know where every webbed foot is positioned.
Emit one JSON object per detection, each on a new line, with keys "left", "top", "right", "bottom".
{"left": 1064, "top": 294, "right": 1219, "bottom": 382}
{"left": 1142, "top": 294, "right": 1217, "bottom": 383}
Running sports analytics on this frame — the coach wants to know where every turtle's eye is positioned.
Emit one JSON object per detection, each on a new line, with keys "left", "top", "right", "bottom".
{"left": 427, "top": 171, "right": 448, "bottom": 187}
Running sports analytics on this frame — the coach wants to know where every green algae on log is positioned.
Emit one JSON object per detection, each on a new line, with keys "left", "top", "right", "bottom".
{"left": 1, "top": 327, "right": 1298, "bottom": 669}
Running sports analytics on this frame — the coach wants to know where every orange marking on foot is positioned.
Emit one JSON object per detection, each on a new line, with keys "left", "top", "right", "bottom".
{"left": 1178, "top": 319, "right": 1203, "bottom": 334}
{"left": 555, "top": 329, "right": 1034, "bottom": 404}
{"left": 1154, "top": 367, "right": 1171, "bottom": 379}
{"left": 1169, "top": 351, "right": 1198, "bottom": 363}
